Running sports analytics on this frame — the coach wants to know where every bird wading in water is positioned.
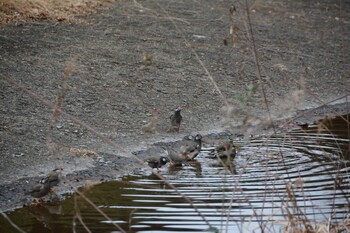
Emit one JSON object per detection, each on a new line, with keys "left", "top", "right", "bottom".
{"left": 180, "top": 134, "right": 202, "bottom": 161}
{"left": 146, "top": 156, "right": 170, "bottom": 170}
{"left": 210, "top": 141, "right": 237, "bottom": 160}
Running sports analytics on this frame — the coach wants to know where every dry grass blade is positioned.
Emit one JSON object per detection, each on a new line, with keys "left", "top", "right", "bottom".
{"left": 242, "top": 0, "right": 275, "bottom": 134}
{"left": 1, "top": 74, "right": 125, "bottom": 152}
{"left": 154, "top": 2, "right": 229, "bottom": 108}
{"left": 50, "top": 56, "right": 77, "bottom": 129}
{"left": 73, "top": 193, "right": 92, "bottom": 233}
{"left": 73, "top": 187, "right": 127, "bottom": 233}
{"left": 0, "top": 212, "right": 27, "bottom": 233}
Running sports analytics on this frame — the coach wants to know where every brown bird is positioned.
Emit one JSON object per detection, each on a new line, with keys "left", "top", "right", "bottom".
{"left": 211, "top": 141, "right": 237, "bottom": 160}
{"left": 46, "top": 168, "right": 62, "bottom": 188}
{"left": 180, "top": 134, "right": 202, "bottom": 160}
{"left": 167, "top": 108, "right": 182, "bottom": 133}
{"left": 25, "top": 169, "right": 62, "bottom": 205}
{"left": 146, "top": 156, "right": 170, "bottom": 169}
{"left": 25, "top": 178, "right": 51, "bottom": 199}
{"left": 165, "top": 147, "right": 188, "bottom": 166}
{"left": 296, "top": 122, "right": 309, "bottom": 130}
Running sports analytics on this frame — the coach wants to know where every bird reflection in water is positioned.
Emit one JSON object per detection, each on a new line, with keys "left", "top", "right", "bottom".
{"left": 26, "top": 203, "right": 62, "bottom": 230}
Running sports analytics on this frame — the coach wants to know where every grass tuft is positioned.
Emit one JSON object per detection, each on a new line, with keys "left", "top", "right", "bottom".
{"left": 0, "top": 0, "right": 114, "bottom": 25}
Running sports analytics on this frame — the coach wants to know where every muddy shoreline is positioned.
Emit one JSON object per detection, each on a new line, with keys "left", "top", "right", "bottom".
{"left": 1, "top": 102, "right": 349, "bottom": 212}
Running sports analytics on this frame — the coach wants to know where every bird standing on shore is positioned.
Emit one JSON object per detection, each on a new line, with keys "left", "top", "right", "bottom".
{"left": 26, "top": 178, "right": 51, "bottom": 199}
{"left": 25, "top": 168, "right": 62, "bottom": 204}
{"left": 167, "top": 108, "right": 182, "bottom": 133}
{"left": 46, "top": 168, "right": 62, "bottom": 188}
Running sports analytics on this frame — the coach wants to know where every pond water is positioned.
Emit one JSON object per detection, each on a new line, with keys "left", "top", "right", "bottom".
{"left": 1, "top": 114, "right": 349, "bottom": 233}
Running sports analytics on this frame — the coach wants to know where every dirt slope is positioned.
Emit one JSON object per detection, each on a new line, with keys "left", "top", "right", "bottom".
{"left": 0, "top": 0, "right": 349, "bottom": 211}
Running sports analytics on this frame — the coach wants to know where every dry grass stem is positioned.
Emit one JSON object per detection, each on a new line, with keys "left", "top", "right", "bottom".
{"left": 0, "top": 212, "right": 27, "bottom": 233}
{"left": 69, "top": 148, "right": 98, "bottom": 157}
{"left": 50, "top": 56, "right": 76, "bottom": 129}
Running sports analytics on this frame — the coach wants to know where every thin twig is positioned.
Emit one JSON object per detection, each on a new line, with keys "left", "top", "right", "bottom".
{"left": 74, "top": 193, "right": 92, "bottom": 233}
{"left": 74, "top": 188, "right": 127, "bottom": 233}
{"left": 155, "top": 2, "right": 229, "bottom": 107}
{"left": 0, "top": 212, "right": 27, "bottom": 233}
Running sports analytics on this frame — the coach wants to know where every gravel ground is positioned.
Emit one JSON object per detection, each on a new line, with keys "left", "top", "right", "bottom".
{"left": 0, "top": 0, "right": 349, "bottom": 211}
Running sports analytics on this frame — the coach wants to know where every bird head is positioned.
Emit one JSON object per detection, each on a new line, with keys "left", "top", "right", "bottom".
{"left": 160, "top": 156, "right": 170, "bottom": 164}
{"left": 39, "top": 177, "right": 49, "bottom": 184}
{"left": 175, "top": 108, "right": 181, "bottom": 113}
{"left": 195, "top": 134, "right": 202, "bottom": 141}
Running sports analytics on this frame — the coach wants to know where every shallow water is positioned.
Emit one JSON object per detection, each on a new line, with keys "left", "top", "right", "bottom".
{"left": 2, "top": 114, "right": 350, "bottom": 233}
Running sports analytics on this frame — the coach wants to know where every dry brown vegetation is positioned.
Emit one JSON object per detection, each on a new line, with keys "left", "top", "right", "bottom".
{"left": 0, "top": 0, "right": 114, "bottom": 24}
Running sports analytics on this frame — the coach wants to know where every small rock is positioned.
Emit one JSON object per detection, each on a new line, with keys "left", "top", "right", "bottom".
{"left": 56, "top": 122, "right": 63, "bottom": 129}
{"left": 192, "top": 35, "right": 209, "bottom": 39}
{"left": 12, "top": 153, "right": 24, "bottom": 158}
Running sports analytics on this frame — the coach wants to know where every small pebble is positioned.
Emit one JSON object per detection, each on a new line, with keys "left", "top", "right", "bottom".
{"left": 56, "top": 122, "right": 63, "bottom": 129}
